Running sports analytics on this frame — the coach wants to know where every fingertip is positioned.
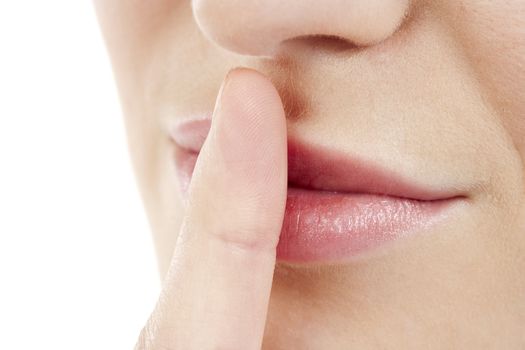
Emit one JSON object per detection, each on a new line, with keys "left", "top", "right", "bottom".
{"left": 187, "top": 66, "right": 288, "bottom": 249}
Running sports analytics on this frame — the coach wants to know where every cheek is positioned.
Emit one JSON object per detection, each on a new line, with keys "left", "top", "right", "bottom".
{"left": 93, "top": 0, "right": 183, "bottom": 82}
{"left": 445, "top": 0, "right": 525, "bottom": 158}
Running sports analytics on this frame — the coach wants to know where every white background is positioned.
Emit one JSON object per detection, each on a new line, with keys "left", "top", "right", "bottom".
{"left": 0, "top": 2, "right": 160, "bottom": 349}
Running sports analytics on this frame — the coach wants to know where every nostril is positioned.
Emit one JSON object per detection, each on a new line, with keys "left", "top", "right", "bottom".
{"left": 282, "top": 34, "right": 360, "bottom": 54}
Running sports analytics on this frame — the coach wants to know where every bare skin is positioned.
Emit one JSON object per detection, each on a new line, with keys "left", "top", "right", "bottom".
{"left": 94, "top": 1, "right": 525, "bottom": 348}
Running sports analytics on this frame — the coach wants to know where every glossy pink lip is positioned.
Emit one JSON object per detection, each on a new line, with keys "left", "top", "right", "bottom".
{"left": 170, "top": 117, "right": 464, "bottom": 263}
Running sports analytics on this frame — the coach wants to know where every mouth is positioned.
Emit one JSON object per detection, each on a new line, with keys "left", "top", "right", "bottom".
{"left": 170, "top": 117, "right": 466, "bottom": 263}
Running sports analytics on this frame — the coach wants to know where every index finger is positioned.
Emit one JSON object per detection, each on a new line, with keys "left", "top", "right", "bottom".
{"left": 136, "top": 68, "right": 288, "bottom": 350}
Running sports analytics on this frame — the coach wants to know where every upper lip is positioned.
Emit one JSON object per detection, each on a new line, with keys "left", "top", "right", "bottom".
{"left": 170, "top": 117, "right": 462, "bottom": 201}
{"left": 287, "top": 137, "right": 460, "bottom": 201}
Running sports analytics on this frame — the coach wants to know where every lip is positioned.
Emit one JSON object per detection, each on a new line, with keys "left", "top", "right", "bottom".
{"left": 170, "top": 117, "right": 465, "bottom": 263}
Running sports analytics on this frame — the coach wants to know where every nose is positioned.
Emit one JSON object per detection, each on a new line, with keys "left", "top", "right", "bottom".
{"left": 192, "top": 0, "right": 410, "bottom": 57}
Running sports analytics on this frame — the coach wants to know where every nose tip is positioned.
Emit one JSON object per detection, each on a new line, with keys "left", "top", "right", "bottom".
{"left": 192, "top": 0, "right": 410, "bottom": 57}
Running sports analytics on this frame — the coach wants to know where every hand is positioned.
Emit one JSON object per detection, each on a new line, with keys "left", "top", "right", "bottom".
{"left": 135, "top": 68, "right": 288, "bottom": 350}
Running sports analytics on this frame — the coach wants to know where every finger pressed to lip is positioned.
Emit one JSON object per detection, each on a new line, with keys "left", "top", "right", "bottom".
{"left": 136, "top": 68, "right": 287, "bottom": 350}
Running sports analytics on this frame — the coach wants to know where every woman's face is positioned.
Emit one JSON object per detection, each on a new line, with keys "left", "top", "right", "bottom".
{"left": 95, "top": 1, "right": 525, "bottom": 347}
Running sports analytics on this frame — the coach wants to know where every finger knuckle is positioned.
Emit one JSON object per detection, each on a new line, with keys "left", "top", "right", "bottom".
{"left": 211, "top": 226, "right": 277, "bottom": 255}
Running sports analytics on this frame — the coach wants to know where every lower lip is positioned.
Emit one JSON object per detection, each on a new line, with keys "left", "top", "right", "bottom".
{"left": 279, "top": 188, "right": 454, "bottom": 262}
{"left": 174, "top": 148, "right": 459, "bottom": 263}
